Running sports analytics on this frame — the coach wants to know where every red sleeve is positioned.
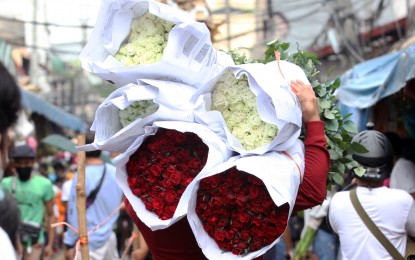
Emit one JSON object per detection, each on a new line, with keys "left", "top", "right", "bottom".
{"left": 293, "top": 121, "right": 330, "bottom": 212}
{"left": 124, "top": 197, "right": 208, "bottom": 260}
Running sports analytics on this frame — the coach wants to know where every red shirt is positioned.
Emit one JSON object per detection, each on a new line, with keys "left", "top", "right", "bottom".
{"left": 124, "top": 121, "right": 330, "bottom": 260}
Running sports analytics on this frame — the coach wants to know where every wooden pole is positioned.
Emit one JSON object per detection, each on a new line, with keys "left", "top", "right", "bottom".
{"left": 76, "top": 134, "right": 90, "bottom": 260}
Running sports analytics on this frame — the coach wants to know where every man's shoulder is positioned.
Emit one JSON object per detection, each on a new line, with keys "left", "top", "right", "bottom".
{"left": 384, "top": 186, "right": 413, "bottom": 200}
{"left": 1, "top": 176, "right": 13, "bottom": 185}
{"left": 330, "top": 191, "right": 351, "bottom": 206}
{"left": 32, "top": 175, "right": 53, "bottom": 186}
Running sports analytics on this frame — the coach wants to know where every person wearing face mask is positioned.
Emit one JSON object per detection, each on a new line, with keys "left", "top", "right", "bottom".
{"left": 1, "top": 144, "right": 55, "bottom": 260}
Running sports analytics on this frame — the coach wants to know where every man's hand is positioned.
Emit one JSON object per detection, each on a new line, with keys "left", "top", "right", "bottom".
{"left": 42, "top": 244, "right": 53, "bottom": 259}
{"left": 131, "top": 248, "right": 149, "bottom": 260}
{"left": 290, "top": 80, "right": 320, "bottom": 123}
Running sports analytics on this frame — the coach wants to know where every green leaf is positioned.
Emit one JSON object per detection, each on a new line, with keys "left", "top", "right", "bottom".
{"left": 338, "top": 163, "right": 345, "bottom": 173}
{"left": 325, "top": 119, "right": 339, "bottom": 132}
{"left": 329, "top": 149, "right": 341, "bottom": 160}
{"left": 342, "top": 113, "right": 353, "bottom": 120}
{"left": 354, "top": 166, "right": 366, "bottom": 177}
{"left": 343, "top": 120, "right": 357, "bottom": 134}
{"left": 333, "top": 173, "right": 344, "bottom": 186}
{"left": 350, "top": 142, "right": 369, "bottom": 153}
{"left": 316, "top": 88, "right": 327, "bottom": 97}
{"left": 333, "top": 133, "right": 343, "bottom": 142}
{"left": 319, "top": 99, "right": 331, "bottom": 109}
{"left": 324, "top": 109, "right": 335, "bottom": 119}
{"left": 327, "top": 66, "right": 335, "bottom": 78}
{"left": 266, "top": 38, "right": 279, "bottom": 46}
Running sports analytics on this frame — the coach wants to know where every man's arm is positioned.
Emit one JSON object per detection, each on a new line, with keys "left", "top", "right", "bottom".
{"left": 43, "top": 198, "right": 55, "bottom": 259}
{"left": 290, "top": 80, "right": 330, "bottom": 212}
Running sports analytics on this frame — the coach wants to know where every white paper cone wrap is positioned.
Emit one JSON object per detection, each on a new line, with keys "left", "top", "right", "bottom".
{"left": 191, "top": 61, "right": 306, "bottom": 155}
{"left": 79, "top": 0, "right": 217, "bottom": 88}
{"left": 186, "top": 139, "right": 305, "bottom": 259}
{"left": 77, "top": 80, "right": 201, "bottom": 153}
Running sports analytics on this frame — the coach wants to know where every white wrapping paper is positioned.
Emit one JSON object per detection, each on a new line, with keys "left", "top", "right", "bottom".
{"left": 78, "top": 80, "right": 200, "bottom": 152}
{"left": 115, "top": 121, "right": 233, "bottom": 231}
{"left": 80, "top": 0, "right": 217, "bottom": 87}
{"left": 191, "top": 61, "right": 305, "bottom": 155}
{"left": 187, "top": 139, "right": 305, "bottom": 259}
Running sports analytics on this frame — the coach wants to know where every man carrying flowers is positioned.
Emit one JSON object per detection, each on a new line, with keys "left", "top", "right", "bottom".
{"left": 124, "top": 79, "right": 330, "bottom": 259}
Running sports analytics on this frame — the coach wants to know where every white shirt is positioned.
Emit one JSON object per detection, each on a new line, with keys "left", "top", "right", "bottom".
{"left": 390, "top": 158, "right": 415, "bottom": 194}
{"left": 0, "top": 227, "right": 17, "bottom": 260}
{"left": 329, "top": 186, "right": 415, "bottom": 260}
{"left": 61, "top": 179, "right": 73, "bottom": 202}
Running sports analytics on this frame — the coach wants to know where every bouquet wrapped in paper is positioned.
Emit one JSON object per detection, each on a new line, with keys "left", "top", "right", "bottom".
{"left": 115, "top": 121, "right": 232, "bottom": 231}
{"left": 80, "top": 0, "right": 217, "bottom": 87}
{"left": 191, "top": 60, "right": 307, "bottom": 155}
{"left": 187, "top": 140, "right": 305, "bottom": 259}
{"left": 78, "top": 79, "right": 201, "bottom": 153}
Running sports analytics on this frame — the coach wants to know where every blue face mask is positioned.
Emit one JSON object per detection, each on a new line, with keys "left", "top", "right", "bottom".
{"left": 48, "top": 172, "right": 57, "bottom": 183}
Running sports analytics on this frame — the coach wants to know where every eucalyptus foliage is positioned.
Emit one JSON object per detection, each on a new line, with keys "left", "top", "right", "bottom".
{"left": 226, "top": 40, "right": 368, "bottom": 188}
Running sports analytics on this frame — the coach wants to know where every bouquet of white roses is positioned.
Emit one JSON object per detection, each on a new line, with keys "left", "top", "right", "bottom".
{"left": 119, "top": 100, "right": 160, "bottom": 127}
{"left": 114, "top": 12, "right": 174, "bottom": 66}
{"left": 78, "top": 79, "right": 201, "bottom": 153}
{"left": 211, "top": 70, "right": 278, "bottom": 150}
{"left": 191, "top": 62, "right": 303, "bottom": 155}
{"left": 79, "top": 0, "right": 218, "bottom": 87}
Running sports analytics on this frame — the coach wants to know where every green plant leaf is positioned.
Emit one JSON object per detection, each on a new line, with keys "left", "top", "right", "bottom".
{"left": 333, "top": 173, "right": 344, "bottom": 185}
{"left": 243, "top": 40, "right": 363, "bottom": 188}
{"left": 354, "top": 166, "right": 366, "bottom": 177}
{"left": 325, "top": 119, "right": 339, "bottom": 132}
{"left": 319, "top": 99, "right": 331, "bottom": 109}
{"left": 350, "top": 142, "right": 369, "bottom": 153}
{"left": 324, "top": 109, "right": 335, "bottom": 119}
{"left": 343, "top": 120, "right": 358, "bottom": 134}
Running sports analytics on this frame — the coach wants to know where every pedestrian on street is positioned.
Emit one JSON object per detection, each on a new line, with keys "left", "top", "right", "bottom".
{"left": 329, "top": 128, "right": 415, "bottom": 259}
{"left": 1, "top": 144, "right": 55, "bottom": 260}
{"left": 63, "top": 131, "right": 123, "bottom": 260}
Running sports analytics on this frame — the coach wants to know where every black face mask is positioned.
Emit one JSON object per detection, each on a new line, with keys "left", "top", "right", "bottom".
{"left": 15, "top": 167, "right": 32, "bottom": 182}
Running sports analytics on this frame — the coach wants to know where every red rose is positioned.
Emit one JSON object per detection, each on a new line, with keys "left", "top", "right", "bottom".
{"left": 248, "top": 185, "right": 260, "bottom": 199}
{"left": 183, "top": 177, "right": 193, "bottom": 187}
{"left": 127, "top": 176, "right": 137, "bottom": 187}
{"left": 149, "top": 163, "right": 163, "bottom": 176}
{"left": 196, "top": 169, "right": 289, "bottom": 256}
{"left": 165, "top": 192, "right": 177, "bottom": 203}
{"left": 214, "top": 230, "right": 226, "bottom": 241}
{"left": 238, "top": 212, "right": 250, "bottom": 223}
{"left": 188, "top": 158, "right": 201, "bottom": 169}
{"left": 239, "top": 230, "right": 251, "bottom": 241}
{"left": 152, "top": 197, "right": 165, "bottom": 210}
{"left": 127, "top": 129, "right": 208, "bottom": 220}
{"left": 225, "top": 229, "right": 236, "bottom": 240}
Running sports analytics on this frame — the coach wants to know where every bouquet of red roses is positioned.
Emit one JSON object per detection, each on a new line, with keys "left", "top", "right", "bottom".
{"left": 126, "top": 127, "right": 207, "bottom": 220}
{"left": 196, "top": 167, "right": 290, "bottom": 255}
{"left": 187, "top": 140, "right": 305, "bottom": 259}
{"left": 116, "top": 121, "right": 232, "bottom": 230}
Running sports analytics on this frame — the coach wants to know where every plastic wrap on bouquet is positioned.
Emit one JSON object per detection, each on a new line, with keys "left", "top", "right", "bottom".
{"left": 78, "top": 80, "right": 199, "bottom": 153}
{"left": 191, "top": 62, "right": 303, "bottom": 155}
{"left": 115, "top": 121, "right": 233, "bottom": 231}
{"left": 79, "top": 0, "right": 217, "bottom": 88}
{"left": 187, "top": 140, "right": 305, "bottom": 259}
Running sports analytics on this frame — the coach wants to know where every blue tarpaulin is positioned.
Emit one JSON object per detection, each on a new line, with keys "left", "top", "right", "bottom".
{"left": 21, "top": 89, "right": 86, "bottom": 133}
{"left": 337, "top": 43, "right": 415, "bottom": 109}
